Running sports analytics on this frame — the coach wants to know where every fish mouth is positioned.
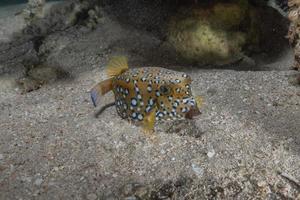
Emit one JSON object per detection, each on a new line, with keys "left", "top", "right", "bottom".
{"left": 185, "top": 106, "right": 201, "bottom": 119}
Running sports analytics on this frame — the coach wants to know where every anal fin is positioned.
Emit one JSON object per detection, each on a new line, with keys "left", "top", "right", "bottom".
{"left": 142, "top": 108, "right": 156, "bottom": 132}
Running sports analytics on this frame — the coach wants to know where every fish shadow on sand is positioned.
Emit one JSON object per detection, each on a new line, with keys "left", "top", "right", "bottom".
{"left": 94, "top": 102, "right": 115, "bottom": 118}
{"left": 162, "top": 119, "right": 205, "bottom": 138}
{"left": 94, "top": 102, "right": 205, "bottom": 139}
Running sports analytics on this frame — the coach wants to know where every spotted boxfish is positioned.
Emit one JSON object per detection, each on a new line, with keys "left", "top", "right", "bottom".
{"left": 91, "top": 56, "right": 202, "bottom": 131}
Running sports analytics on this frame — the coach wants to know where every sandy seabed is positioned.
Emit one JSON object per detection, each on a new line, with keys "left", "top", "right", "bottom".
{"left": 0, "top": 1, "right": 299, "bottom": 199}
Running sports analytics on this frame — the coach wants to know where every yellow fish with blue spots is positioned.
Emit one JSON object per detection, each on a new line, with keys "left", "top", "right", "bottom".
{"left": 91, "top": 56, "right": 203, "bottom": 131}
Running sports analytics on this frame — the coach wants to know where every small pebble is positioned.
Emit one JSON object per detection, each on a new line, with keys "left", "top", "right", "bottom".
{"left": 125, "top": 197, "right": 137, "bottom": 200}
{"left": 207, "top": 149, "right": 215, "bottom": 158}
{"left": 87, "top": 193, "right": 97, "bottom": 200}
{"left": 0, "top": 154, "right": 3, "bottom": 160}
{"left": 257, "top": 181, "right": 267, "bottom": 187}
{"left": 34, "top": 178, "right": 43, "bottom": 186}
{"left": 192, "top": 163, "right": 203, "bottom": 177}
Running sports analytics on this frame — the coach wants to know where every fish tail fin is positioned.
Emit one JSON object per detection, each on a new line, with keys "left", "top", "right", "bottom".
{"left": 90, "top": 78, "right": 113, "bottom": 107}
{"left": 106, "top": 56, "right": 128, "bottom": 78}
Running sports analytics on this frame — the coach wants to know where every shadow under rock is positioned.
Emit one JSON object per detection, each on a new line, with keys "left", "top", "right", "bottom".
{"left": 102, "top": 0, "right": 291, "bottom": 72}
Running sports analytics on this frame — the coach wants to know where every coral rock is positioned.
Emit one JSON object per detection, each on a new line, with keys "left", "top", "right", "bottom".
{"left": 167, "top": 2, "right": 258, "bottom": 65}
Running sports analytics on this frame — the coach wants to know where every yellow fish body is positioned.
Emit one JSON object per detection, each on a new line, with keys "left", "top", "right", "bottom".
{"left": 91, "top": 56, "right": 202, "bottom": 131}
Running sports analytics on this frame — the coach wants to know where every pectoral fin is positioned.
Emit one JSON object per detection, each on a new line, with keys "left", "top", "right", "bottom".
{"left": 195, "top": 96, "right": 204, "bottom": 108}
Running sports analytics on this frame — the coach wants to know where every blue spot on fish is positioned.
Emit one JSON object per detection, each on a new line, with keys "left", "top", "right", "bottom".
{"left": 131, "top": 98, "right": 138, "bottom": 107}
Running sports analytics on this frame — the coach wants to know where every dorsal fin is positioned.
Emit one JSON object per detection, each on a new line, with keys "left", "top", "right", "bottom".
{"left": 106, "top": 56, "right": 128, "bottom": 78}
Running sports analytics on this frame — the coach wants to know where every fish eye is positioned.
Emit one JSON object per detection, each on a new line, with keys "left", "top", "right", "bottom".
{"left": 159, "top": 85, "right": 170, "bottom": 95}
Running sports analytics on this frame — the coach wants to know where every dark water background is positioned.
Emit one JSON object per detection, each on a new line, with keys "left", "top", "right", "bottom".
{"left": 0, "top": 0, "right": 61, "bottom": 7}
{"left": 0, "top": 0, "right": 27, "bottom": 6}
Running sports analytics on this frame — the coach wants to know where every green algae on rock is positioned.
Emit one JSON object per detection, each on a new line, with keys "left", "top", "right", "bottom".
{"left": 167, "top": 1, "right": 259, "bottom": 65}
